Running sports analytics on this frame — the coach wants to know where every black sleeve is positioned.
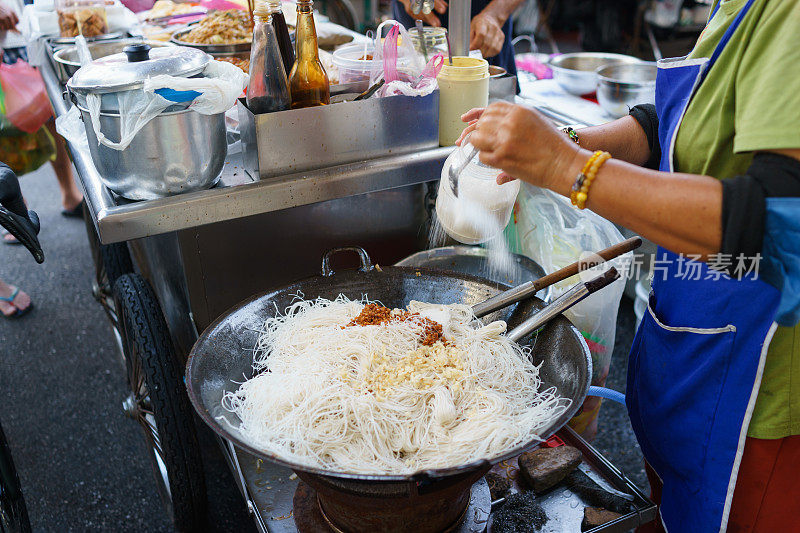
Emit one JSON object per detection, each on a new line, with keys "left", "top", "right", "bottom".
{"left": 629, "top": 104, "right": 661, "bottom": 170}
{"left": 721, "top": 153, "right": 800, "bottom": 263}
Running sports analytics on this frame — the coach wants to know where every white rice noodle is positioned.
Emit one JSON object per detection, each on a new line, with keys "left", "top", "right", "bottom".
{"left": 222, "top": 295, "right": 570, "bottom": 474}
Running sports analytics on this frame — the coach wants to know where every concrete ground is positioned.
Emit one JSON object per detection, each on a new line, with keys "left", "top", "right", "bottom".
{"left": 0, "top": 165, "right": 646, "bottom": 531}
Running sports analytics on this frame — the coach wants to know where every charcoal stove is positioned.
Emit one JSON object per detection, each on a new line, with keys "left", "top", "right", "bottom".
{"left": 219, "top": 426, "right": 657, "bottom": 533}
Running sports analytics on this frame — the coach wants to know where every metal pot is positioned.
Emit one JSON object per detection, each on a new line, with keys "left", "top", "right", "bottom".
{"left": 75, "top": 105, "right": 226, "bottom": 200}
{"left": 549, "top": 52, "right": 641, "bottom": 95}
{"left": 186, "top": 247, "right": 591, "bottom": 533}
{"left": 596, "top": 62, "right": 657, "bottom": 118}
{"left": 52, "top": 39, "right": 174, "bottom": 84}
{"left": 67, "top": 43, "right": 227, "bottom": 200}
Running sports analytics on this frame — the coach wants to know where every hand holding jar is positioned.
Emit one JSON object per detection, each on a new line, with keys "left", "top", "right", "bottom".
{"left": 456, "top": 102, "right": 581, "bottom": 190}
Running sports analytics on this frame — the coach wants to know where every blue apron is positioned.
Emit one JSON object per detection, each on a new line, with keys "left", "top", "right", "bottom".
{"left": 626, "top": 0, "right": 800, "bottom": 530}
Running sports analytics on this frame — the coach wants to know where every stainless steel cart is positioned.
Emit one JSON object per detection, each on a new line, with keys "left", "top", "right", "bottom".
{"left": 41, "top": 50, "right": 655, "bottom": 532}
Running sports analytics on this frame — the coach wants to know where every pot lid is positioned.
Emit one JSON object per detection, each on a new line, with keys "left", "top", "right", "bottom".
{"left": 68, "top": 44, "right": 209, "bottom": 93}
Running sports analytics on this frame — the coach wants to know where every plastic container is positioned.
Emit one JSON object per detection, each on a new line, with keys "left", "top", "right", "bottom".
{"left": 331, "top": 43, "right": 375, "bottom": 84}
{"left": 435, "top": 142, "right": 520, "bottom": 244}
{"left": 56, "top": 0, "right": 109, "bottom": 38}
{"left": 437, "top": 57, "right": 489, "bottom": 146}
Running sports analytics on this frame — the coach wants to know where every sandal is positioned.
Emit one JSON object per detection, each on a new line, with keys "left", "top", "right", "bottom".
{"left": 0, "top": 286, "right": 33, "bottom": 318}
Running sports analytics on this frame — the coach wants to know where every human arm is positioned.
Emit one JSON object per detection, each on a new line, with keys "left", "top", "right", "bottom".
{"left": 394, "top": 0, "right": 448, "bottom": 27}
{"left": 470, "top": 0, "right": 524, "bottom": 58}
{"left": 0, "top": 1, "right": 19, "bottom": 31}
{"left": 464, "top": 102, "right": 723, "bottom": 257}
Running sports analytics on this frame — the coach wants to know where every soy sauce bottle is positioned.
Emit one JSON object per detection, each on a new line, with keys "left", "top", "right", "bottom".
{"left": 246, "top": 0, "right": 291, "bottom": 114}
{"left": 288, "top": 0, "right": 330, "bottom": 109}
{"left": 267, "top": 0, "right": 295, "bottom": 76}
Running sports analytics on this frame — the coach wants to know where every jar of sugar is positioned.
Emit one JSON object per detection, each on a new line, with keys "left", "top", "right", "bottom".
{"left": 435, "top": 142, "right": 520, "bottom": 244}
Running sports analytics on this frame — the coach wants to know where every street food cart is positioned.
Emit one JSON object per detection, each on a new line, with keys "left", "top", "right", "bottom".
{"left": 38, "top": 22, "right": 656, "bottom": 532}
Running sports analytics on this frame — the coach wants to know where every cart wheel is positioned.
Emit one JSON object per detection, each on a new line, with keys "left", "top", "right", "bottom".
{"left": 84, "top": 208, "right": 133, "bottom": 328}
{"left": 113, "top": 274, "right": 208, "bottom": 532}
{"left": 0, "top": 421, "right": 31, "bottom": 533}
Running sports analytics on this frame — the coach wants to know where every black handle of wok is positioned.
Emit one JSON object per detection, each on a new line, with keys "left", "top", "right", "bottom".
{"left": 321, "top": 246, "right": 374, "bottom": 277}
{"left": 0, "top": 164, "right": 44, "bottom": 264}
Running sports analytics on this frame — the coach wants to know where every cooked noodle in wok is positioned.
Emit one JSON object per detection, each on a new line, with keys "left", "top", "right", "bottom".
{"left": 223, "top": 295, "right": 570, "bottom": 474}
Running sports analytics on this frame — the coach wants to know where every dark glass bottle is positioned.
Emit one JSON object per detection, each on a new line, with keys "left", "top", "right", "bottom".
{"left": 246, "top": 1, "right": 291, "bottom": 114}
{"left": 267, "top": 0, "right": 295, "bottom": 77}
{"left": 288, "top": 0, "right": 330, "bottom": 109}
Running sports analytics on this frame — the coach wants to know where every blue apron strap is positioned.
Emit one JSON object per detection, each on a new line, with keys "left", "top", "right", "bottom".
{"left": 705, "top": 0, "right": 758, "bottom": 75}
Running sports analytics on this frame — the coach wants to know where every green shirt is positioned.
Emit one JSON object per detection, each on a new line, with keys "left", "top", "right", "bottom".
{"left": 674, "top": 0, "right": 800, "bottom": 439}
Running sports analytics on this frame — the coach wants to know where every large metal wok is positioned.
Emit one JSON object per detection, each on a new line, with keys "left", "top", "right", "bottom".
{"left": 186, "top": 247, "right": 591, "bottom": 532}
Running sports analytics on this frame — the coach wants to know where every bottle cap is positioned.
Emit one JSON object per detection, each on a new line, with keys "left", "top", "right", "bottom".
{"left": 253, "top": 0, "right": 270, "bottom": 17}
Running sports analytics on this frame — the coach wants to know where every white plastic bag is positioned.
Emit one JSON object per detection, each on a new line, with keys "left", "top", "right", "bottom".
{"left": 506, "top": 184, "right": 631, "bottom": 435}
{"left": 55, "top": 105, "right": 90, "bottom": 153}
{"left": 86, "top": 59, "right": 247, "bottom": 151}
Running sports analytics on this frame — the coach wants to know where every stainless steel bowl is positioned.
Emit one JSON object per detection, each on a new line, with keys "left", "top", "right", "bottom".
{"left": 549, "top": 52, "right": 641, "bottom": 95}
{"left": 52, "top": 39, "right": 174, "bottom": 84}
{"left": 170, "top": 28, "right": 252, "bottom": 53}
{"left": 75, "top": 104, "right": 227, "bottom": 200}
{"left": 596, "top": 62, "right": 657, "bottom": 118}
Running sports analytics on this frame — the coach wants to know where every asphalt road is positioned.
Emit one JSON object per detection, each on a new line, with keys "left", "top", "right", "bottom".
{"left": 0, "top": 164, "right": 254, "bottom": 533}
{"left": 0, "top": 165, "right": 646, "bottom": 532}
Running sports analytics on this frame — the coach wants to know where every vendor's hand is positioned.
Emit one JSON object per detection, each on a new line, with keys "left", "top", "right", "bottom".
{"left": 458, "top": 103, "right": 581, "bottom": 189}
{"left": 396, "top": 0, "right": 448, "bottom": 27}
{"left": 470, "top": 12, "right": 504, "bottom": 58}
{"left": 0, "top": 3, "right": 19, "bottom": 31}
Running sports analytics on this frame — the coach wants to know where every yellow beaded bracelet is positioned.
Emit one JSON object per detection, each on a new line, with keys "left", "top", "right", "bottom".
{"left": 570, "top": 150, "right": 611, "bottom": 209}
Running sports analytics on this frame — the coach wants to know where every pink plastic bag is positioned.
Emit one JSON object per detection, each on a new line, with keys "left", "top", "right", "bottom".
{"left": 377, "top": 23, "right": 444, "bottom": 97}
{"left": 0, "top": 60, "right": 53, "bottom": 134}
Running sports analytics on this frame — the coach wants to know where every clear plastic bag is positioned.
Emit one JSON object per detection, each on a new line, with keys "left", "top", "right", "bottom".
{"left": 369, "top": 20, "right": 442, "bottom": 97}
{"left": 0, "top": 60, "right": 53, "bottom": 134}
{"left": 505, "top": 184, "right": 631, "bottom": 437}
{"left": 85, "top": 59, "right": 247, "bottom": 151}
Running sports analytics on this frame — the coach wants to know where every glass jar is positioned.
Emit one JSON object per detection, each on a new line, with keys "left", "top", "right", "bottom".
{"left": 56, "top": 0, "right": 108, "bottom": 38}
{"left": 408, "top": 26, "right": 449, "bottom": 57}
{"left": 435, "top": 142, "right": 520, "bottom": 244}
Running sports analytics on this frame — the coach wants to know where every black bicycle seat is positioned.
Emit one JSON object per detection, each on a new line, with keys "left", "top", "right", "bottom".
{"left": 0, "top": 164, "right": 44, "bottom": 264}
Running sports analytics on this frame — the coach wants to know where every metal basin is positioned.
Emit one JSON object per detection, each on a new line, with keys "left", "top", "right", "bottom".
{"left": 596, "top": 62, "right": 657, "bottom": 118}
{"left": 76, "top": 104, "right": 226, "bottom": 200}
{"left": 549, "top": 52, "right": 641, "bottom": 95}
{"left": 52, "top": 39, "right": 173, "bottom": 84}
{"left": 185, "top": 248, "right": 591, "bottom": 532}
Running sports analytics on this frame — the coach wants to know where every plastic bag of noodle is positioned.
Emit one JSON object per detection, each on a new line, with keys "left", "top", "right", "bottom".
{"left": 505, "top": 183, "right": 631, "bottom": 439}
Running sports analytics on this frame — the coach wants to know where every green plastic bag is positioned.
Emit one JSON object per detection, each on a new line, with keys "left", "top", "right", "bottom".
{"left": 0, "top": 84, "right": 56, "bottom": 176}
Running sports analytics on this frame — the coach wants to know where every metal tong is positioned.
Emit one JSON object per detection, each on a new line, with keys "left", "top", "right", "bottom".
{"left": 472, "top": 236, "right": 642, "bottom": 321}
{"left": 506, "top": 267, "right": 620, "bottom": 342}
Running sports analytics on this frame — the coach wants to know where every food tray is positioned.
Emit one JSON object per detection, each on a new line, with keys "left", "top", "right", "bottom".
{"left": 222, "top": 426, "right": 656, "bottom": 533}
{"left": 237, "top": 88, "right": 439, "bottom": 179}
{"left": 170, "top": 28, "right": 251, "bottom": 53}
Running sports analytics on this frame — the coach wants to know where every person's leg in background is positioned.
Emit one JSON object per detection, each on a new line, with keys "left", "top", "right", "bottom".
{"left": 44, "top": 119, "right": 82, "bottom": 215}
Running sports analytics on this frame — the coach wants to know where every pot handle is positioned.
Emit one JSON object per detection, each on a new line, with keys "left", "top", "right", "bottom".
{"left": 321, "top": 247, "right": 374, "bottom": 277}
